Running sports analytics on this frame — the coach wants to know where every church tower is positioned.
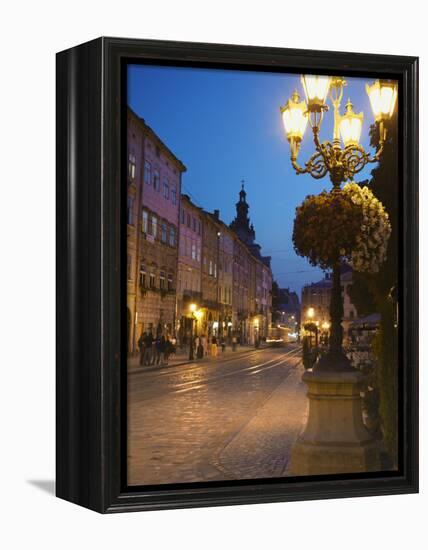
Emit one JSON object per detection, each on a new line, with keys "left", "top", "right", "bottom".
{"left": 230, "top": 183, "right": 256, "bottom": 245}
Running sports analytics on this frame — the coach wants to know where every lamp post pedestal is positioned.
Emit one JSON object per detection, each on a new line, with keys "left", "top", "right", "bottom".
{"left": 290, "top": 369, "right": 381, "bottom": 475}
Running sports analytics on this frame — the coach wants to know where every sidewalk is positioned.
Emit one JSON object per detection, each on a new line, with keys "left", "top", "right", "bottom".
{"left": 127, "top": 343, "right": 269, "bottom": 374}
{"left": 212, "top": 357, "right": 308, "bottom": 479}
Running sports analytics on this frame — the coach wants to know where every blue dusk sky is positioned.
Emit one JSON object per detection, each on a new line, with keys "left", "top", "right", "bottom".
{"left": 128, "top": 64, "right": 380, "bottom": 297}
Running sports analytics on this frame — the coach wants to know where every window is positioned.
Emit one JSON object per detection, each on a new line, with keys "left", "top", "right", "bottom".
{"left": 163, "top": 178, "right": 170, "bottom": 199}
{"left": 161, "top": 222, "right": 167, "bottom": 243}
{"left": 160, "top": 271, "right": 166, "bottom": 290}
{"left": 191, "top": 243, "right": 196, "bottom": 260}
{"left": 214, "top": 263, "right": 217, "bottom": 278}
{"left": 127, "top": 196, "right": 134, "bottom": 225}
{"left": 128, "top": 152, "right": 136, "bottom": 180}
{"left": 153, "top": 170, "right": 160, "bottom": 191}
{"left": 144, "top": 160, "right": 151, "bottom": 185}
{"left": 171, "top": 186, "right": 177, "bottom": 205}
{"left": 193, "top": 217, "right": 197, "bottom": 232}
{"left": 181, "top": 208, "right": 185, "bottom": 224}
{"left": 140, "top": 263, "right": 147, "bottom": 288}
{"left": 150, "top": 215, "right": 158, "bottom": 238}
{"left": 197, "top": 247, "right": 201, "bottom": 262}
{"left": 127, "top": 255, "right": 132, "bottom": 280}
{"left": 209, "top": 260, "right": 213, "bottom": 276}
{"left": 142, "top": 209, "right": 148, "bottom": 234}
{"left": 149, "top": 272, "right": 156, "bottom": 288}
{"left": 198, "top": 221, "right": 202, "bottom": 235}
{"left": 167, "top": 274, "right": 173, "bottom": 291}
{"left": 169, "top": 226, "right": 176, "bottom": 247}
{"left": 187, "top": 213, "right": 191, "bottom": 228}
{"left": 155, "top": 146, "right": 160, "bottom": 158}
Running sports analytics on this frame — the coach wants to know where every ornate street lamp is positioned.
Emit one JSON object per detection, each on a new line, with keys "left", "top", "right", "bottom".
{"left": 280, "top": 76, "right": 397, "bottom": 372}
{"left": 280, "top": 76, "right": 397, "bottom": 187}
{"left": 284, "top": 76, "right": 397, "bottom": 473}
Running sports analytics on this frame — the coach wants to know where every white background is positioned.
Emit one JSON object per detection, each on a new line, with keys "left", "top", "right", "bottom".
{"left": 0, "top": 1, "right": 425, "bottom": 548}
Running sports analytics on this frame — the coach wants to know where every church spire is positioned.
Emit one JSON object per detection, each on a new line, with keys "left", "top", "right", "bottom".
{"left": 230, "top": 181, "right": 255, "bottom": 245}
{"left": 239, "top": 180, "right": 246, "bottom": 202}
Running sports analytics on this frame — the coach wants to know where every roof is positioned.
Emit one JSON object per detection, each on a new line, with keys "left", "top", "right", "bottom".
{"left": 128, "top": 107, "right": 187, "bottom": 172}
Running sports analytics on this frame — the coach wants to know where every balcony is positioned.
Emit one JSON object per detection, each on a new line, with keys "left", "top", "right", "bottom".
{"left": 183, "top": 290, "right": 203, "bottom": 303}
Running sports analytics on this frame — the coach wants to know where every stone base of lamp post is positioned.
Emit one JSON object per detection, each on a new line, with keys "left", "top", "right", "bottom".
{"left": 290, "top": 369, "right": 381, "bottom": 476}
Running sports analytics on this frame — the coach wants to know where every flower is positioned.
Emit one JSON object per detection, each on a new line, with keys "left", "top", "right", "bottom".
{"left": 293, "top": 183, "right": 392, "bottom": 274}
{"left": 293, "top": 189, "right": 363, "bottom": 270}
{"left": 342, "top": 182, "right": 391, "bottom": 273}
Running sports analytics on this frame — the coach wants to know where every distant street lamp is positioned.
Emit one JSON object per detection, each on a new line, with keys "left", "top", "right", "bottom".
{"left": 188, "top": 302, "right": 199, "bottom": 360}
{"left": 281, "top": 76, "right": 397, "bottom": 371}
{"left": 306, "top": 307, "right": 315, "bottom": 319}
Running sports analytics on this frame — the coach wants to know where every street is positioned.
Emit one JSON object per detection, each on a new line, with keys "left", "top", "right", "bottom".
{"left": 128, "top": 344, "right": 308, "bottom": 486}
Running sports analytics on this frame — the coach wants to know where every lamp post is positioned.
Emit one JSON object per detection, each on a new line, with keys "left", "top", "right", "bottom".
{"left": 282, "top": 76, "right": 397, "bottom": 475}
{"left": 281, "top": 77, "right": 397, "bottom": 372}
{"left": 305, "top": 307, "right": 317, "bottom": 347}
{"left": 188, "top": 302, "right": 197, "bottom": 360}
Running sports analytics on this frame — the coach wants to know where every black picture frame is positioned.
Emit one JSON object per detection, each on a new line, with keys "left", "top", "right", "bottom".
{"left": 56, "top": 37, "right": 418, "bottom": 513}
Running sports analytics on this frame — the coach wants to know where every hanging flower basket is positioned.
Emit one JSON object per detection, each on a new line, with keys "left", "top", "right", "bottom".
{"left": 342, "top": 182, "right": 392, "bottom": 273}
{"left": 293, "top": 184, "right": 391, "bottom": 274}
{"left": 293, "top": 189, "right": 363, "bottom": 270}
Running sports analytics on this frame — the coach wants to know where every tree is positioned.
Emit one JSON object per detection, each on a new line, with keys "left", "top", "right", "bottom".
{"left": 348, "top": 110, "right": 399, "bottom": 466}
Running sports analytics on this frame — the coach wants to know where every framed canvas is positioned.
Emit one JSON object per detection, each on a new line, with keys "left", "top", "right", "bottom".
{"left": 56, "top": 37, "right": 418, "bottom": 513}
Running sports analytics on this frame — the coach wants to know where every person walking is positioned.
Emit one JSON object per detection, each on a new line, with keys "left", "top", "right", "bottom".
{"left": 143, "top": 330, "right": 153, "bottom": 366}
{"left": 153, "top": 334, "right": 162, "bottom": 366}
{"left": 163, "top": 336, "right": 174, "bottom": 365}
{"left": 196, "top": 337, "right": 204, "bottom": 359}
{"left": 211, "top": 335, "right": 218, "bottom": 357}
{"left": 220, "top": 336, "right": 226, "bottom": 353}
{"left": 201, "top": 334, "right": 207, "bottom": 356}
{"left": 138, "top": 331, "right": 146, "bottom": 366}
{"left": 232, "top": 334, "right": 237, "bottom": 352}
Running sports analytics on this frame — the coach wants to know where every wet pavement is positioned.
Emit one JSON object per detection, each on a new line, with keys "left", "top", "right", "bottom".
{"left": 127, "top": 344, "right": 308, "bottom": 486}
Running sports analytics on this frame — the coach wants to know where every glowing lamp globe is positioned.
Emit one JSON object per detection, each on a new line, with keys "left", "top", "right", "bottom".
{"left": 366, "top": 79, "right": 398, "bottom": 122}
{"left": 301, "top": 75, "right": 332, "bottom": 112}
{"left": 339, "top": 99, "right": 363, "bottom": 147}
{"left": 280, "top": 90, "right": 308, "bottom": 143}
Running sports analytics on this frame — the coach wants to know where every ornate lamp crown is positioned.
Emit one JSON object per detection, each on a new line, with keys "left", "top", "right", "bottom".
{"left": 281, "top": 75, "right": 398, "bottom": 186}
{"left": 280, "top": 90, "right": 308, "bottom": 143}
{"left": 339, "top": 99, "right": 364, "bottom": 147}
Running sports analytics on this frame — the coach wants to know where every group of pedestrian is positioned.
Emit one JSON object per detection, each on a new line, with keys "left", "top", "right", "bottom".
{"left": 191, "top": 334, "right": 231, "bottom": 358}
{"left": 138, "top": 330, "right": 176, "bottom": 367}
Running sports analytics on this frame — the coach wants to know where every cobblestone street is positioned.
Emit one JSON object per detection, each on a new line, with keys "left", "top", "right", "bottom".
{"left": 128, "top": 344, "right": 308, "bottom": 486}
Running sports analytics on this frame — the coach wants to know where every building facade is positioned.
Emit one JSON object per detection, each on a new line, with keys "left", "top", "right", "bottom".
{"left": 177, "top": 194, "right": 203, "bottom": 342}
{"left": 272, "top": 286, "right": 300, "bottom": 333}
{"left": 200, "top": 210, "right": 220, "bottom": 336}
{"left": 229, "top": 185, "right": 273, "bottom": 344}
{"left": 301, "top": 265, "right": 357, "bottom": 344}
{"left": 210, "top": 211, "right": 234, "bottom": 340}
{"left": 127, "top": 110, "right": 144, "bottom": 353}
{"left": 127, "top": 111, "right": 274, "bottom": 352}
{"left": 127, "top": 108, "right": 186, "bottom": 352}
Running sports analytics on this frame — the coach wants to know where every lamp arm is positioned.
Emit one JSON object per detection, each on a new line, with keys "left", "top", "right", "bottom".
{"left": 312, "top": 126, "right": 322, "bottom": 150}
{"left": 366, "top": 122, "right": 388, "bottom": 163}
{"left": 291, "top": 155, "right": 310, "bottom": 175}
{"left": 366, "top": 142, "right": 385, "bottom": 164}
{"left": 291, "top": 147, "right": 329, "bottom": 180}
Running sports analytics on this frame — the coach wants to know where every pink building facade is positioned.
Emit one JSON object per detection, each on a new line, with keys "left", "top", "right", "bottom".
{"left": 127, "top": 108, "right": 186, "bottom": 351}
